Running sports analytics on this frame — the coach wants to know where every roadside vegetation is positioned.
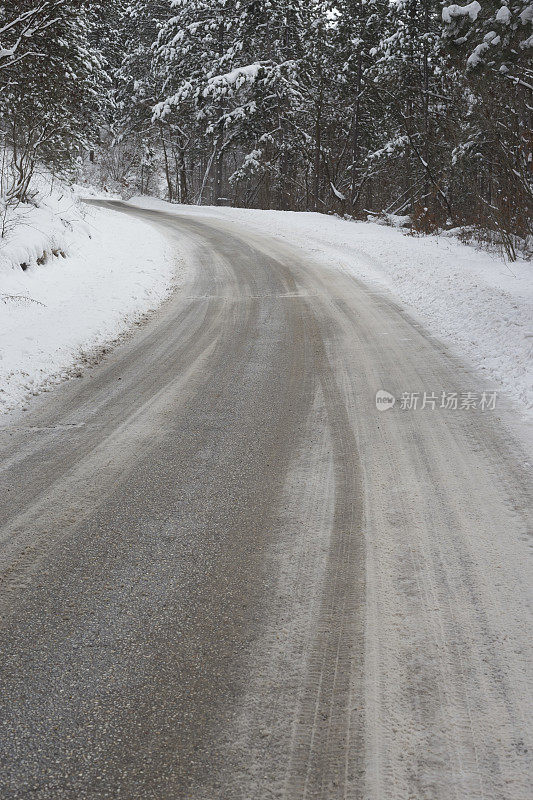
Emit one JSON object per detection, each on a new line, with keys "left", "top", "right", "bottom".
{"left": 0, "top": 1, "right": 531, "bottom": 259}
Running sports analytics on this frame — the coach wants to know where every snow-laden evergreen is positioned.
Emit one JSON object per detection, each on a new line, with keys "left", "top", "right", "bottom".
{"left": 0, "top": 0, "right": 531, "bottom": 254}
{"left": 0, "top": 1, "right": 106, "bottom": 204}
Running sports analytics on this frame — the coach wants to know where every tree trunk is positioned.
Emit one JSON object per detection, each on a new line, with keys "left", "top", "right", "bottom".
{"left": 351, "top": 49, "right": 362, "bottom": 213}
{"left": 178, "top": 146, "right": 188, "bottom": 205}
{"left": 213, "top": 143, "right": 223, "bottom": 205}
{"left": 159, "top": 123, "right": 173, "bottom": 202}
{"left": 313, "top": 88, "right": 323, "bottom": 212}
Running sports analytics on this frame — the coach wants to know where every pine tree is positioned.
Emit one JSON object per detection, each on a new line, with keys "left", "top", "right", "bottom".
{"left": 0, "top": 0, "right": 106, "bottom": 202}
{"left": 361, "top": 0, "right": 456, "bottom": 226}
{"left": 154, "top": 0, "right": 241, "bottom": 203}
{"left": 154, "top": 0, "right": 316, "bottom": 207}
{"left": 0, "top": 0, "right": 516, "bottom": 247}
{"left": 442, "top": 1, "right": 533, "bottom": 253}
{"left": 111, "top": 1, "right": 169, "bottom": 195}
{"left": 330, "top": 0, "right": 387, "bottom": 214}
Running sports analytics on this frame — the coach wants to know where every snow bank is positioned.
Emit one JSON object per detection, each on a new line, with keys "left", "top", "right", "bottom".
{"left": 0, "top": 190, "right": 179, "bottom": 415}
{"left": 0, "top": 189, "right": 85, "bottom": 272}
{"left": 130, "top": 197, "right": 532, "bottom": 421}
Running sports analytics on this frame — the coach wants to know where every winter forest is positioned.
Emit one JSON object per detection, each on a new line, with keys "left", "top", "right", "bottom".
{"left": 1, "top": 0, "right": 532, "bottom": 258}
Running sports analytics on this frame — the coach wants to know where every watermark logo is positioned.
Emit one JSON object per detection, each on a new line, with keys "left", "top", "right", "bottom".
{"left": 375, "top": 390, "right": 498, "bottom": 411}
{"left": 375, "top": 390, "right": 396, "bottom": 411}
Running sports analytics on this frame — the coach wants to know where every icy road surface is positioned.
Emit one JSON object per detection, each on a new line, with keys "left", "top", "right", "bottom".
{"left": 0, "top": 200, "right": 531, "bottom": 799}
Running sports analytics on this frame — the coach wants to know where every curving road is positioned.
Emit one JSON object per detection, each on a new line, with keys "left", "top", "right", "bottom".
{"left": 0, "top": 201, "right": 531, "bottom": 799}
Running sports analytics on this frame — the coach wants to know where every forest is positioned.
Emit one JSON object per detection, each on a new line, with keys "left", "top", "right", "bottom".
{"left": 1, "top": 0, "right": 532, "bottom": 258}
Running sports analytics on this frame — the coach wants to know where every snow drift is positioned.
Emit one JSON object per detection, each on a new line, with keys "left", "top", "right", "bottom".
{"left": 0, "top": 186, "right": 180, "bottom": 416}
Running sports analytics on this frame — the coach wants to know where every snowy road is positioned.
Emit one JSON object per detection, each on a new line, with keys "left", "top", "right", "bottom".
{"left": 0, "top": 201, "right": 531, "bottom": 799}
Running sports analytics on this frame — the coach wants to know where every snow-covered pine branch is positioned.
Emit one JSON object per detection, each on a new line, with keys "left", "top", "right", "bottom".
{"left": 0, "top": 1, "right": 64, "bottom": 71}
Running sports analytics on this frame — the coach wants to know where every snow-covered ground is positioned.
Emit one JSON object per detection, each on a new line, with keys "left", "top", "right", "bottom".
{"left": 0, "top": 188, "right": 180, "bottom": 416}
{"left": 131, "top": 197, "right": 533, "bottom": 423}
{"left": 2, "top": 189, "right": 530, "bottom": 429}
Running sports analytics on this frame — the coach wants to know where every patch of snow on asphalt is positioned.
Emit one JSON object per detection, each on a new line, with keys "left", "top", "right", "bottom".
{"left": 130, "top": 198, "right": 532, "bottom": 421}
{"left": 0, "top": 197, "right": 177, "bottom": 415}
